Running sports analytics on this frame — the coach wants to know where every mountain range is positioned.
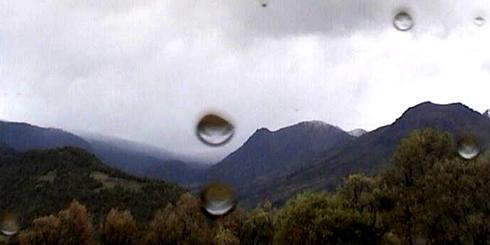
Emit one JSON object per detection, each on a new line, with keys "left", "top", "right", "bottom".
{"left": 0, "top": 121, "right": 205, "bottom": 187}
{"left": 207, "top": 121, "right": 355, "bottom": 191}
{"left": 1, "top": 102, "right": 490, "bottom": 208}
{"left": 207, "top": 102, "right": 490, "bottom": 206}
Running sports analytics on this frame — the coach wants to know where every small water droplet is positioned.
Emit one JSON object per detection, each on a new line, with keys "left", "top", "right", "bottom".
{"left": 457, "top": 137, "right": 480, "bottom": 160}
{"left": 0, "top": 214, "right": 19, "bottom": 236}
{"left": 196, "top": 114, "right": 234, "bottom": 147}
{"left": 474, "top": 16, "right": 486, "bottom": 26}
{"left": 393, "top": 12, "right": 414, "bottom": 31}
{"left": 201, "top": 182, "right": 236, "bottom": 216}
{"left": 259, "top": 0, "right": 268, "bottom": 8}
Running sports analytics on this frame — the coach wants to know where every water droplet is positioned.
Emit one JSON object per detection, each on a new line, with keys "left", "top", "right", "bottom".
{"left": 457, "top": 137, "right": 480, "bottom": 160}
{"left": 201, "top": 182, "right": 236, "bottom": 216}
{"left": 0, "top": 213, "right": 19, "bottom": 236}
{"left": 393, "top": 12, "right": 414, "bottom": 31}
{"left": 474, "top": 16, "right": 486, "bottom": 26}
{"left": 196, "top": 114, "right": 234, "bottom": 146}
{"left": 259, "top": 0, "right": 268, "bottom": 8}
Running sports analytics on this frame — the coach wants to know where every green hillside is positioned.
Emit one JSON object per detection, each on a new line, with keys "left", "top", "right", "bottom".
{"left": 0, "top": 147, "right": 185, "bottom": 227}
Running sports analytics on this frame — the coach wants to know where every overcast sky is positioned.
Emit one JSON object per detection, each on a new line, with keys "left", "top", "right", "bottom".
{"left": 1, "top": 0, "right": 489, "bottom": 162}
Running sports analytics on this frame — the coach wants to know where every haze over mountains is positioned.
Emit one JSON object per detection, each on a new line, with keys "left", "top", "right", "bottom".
{"left": 0, "top": 120, "right": 205, "bottom": 186}
{"left": 1, "top": 102, "right": 490, "bottom": 207}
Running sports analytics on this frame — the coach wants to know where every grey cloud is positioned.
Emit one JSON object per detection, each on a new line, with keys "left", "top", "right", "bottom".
{"left": 0, "top": 0, "right": 489, "bottom": 162}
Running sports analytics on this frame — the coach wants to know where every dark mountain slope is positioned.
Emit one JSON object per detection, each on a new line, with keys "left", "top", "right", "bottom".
{"left": 0, "top": 120, "right": 206, "bottom": 185}
{"left": 87, "top": 138, "right": 207, "bottom": 186}
{"left": 0, "top": 141, "right": 15, "bottom": 155}
{"left": 208, "top": 121, "right": 355, "bottom": 192}
{"left": 259, "top": 102, "right": 490, "bottom": 205}
{"left": 0, "top": 121, "right": 91, "bottom": 151}
{"left": 0, "top": 147, "right": 185, "bottom": 225}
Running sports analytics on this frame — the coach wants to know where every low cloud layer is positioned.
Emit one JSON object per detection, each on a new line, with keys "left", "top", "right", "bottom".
{"left": 1, "top": 0, "right": 489, "bottom": 161}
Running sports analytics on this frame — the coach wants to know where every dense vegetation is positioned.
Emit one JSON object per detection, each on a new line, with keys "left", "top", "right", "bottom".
{"left": 2, "top": 128, "right": 490, "bottom": 244}
{"left": 0, "top": 147, "right": 185, "bottom": 227}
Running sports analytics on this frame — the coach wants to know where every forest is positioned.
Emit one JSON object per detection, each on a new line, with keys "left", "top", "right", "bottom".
{"left": 2, "top": 128, "right": 490, "bottom": 245}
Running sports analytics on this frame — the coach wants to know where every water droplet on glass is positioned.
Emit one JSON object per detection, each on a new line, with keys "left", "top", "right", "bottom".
{"left": 457, "top": 137, "right": 480, "bottom": 160}
{"left": 259, "top": 0, "right": 268, "bottom": 8}
{"left": 0, "top": 214, "right": 19, "bottom": 236}
{"left": 474, "top": 16, "right": 486, "bottom": 26}
{"left": 393, "top": 12, "right": 414, "bottom": 31}
{"left": 201, "top": 182, "right": 236, "bottom": 216}
{"left": 196, "top": 114, "right": 234, "bottom": 147}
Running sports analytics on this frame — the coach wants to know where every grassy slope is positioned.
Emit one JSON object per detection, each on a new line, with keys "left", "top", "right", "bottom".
{"left": 0, "top": 147, "right": 185, "bottom": 226}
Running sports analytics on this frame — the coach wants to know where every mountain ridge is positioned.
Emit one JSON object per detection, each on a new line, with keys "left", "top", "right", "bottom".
{"left": 0, "top": 120, "right": 91, "bottom": 151}
{"left": 241, "top": 101, "right": 490, "bottom": 206}
{"left": 0, "top": 120, "right": 204, "bottom": 186}
{"left": 1, "top": 101, "right": 489, "bottom": 208}
{"left": 208, "top": 120, "right": 355, "bottom": 193}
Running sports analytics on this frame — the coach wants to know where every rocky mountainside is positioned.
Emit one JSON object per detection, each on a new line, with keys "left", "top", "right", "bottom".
{"left": 208, "top": 121, "right": 355, "bottom": 200}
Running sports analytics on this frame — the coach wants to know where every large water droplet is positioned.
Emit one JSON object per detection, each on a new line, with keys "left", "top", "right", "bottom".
{"left": 259, "top": 0, "right": 269, "bottom": 7}
{"left": 474, "top": 16, "right": 486, "bottom": 26}
{"left": 457, "top": 137, "right": 480, "bottom": 160}
{"left": 196, "top": 114, "right": 234, "bottom": 147}
{"left": 201, "top": 182, "right": 236, "bottom": 216}
{"left": 393, "top": 12, "right": 414, "bottom": 31}
{"left": 0, "top": 214, "right": 19, "bottom": 236}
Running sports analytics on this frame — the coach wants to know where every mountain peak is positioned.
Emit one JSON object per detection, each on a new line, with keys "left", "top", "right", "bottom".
{"left": 408, "top": 101, "right": 470, "bottom": 112}
{"left": 210, "top": 120, "right": 355, "bottom": 189}
{"left": 296, "top": 120, "right": 334, "bottom": 129}
{"left": 395, "top": 101, "right": 482, "bottom": 125}
{"left": 256, "top": 127, "right": 271, "bottom": 133}
{"left": 279, "top": 120, "right": 343, "bottom": 133}
{"left": 484, "top": 109, "right": 490, "bottom": 119}
{"left": 348, "top": 128, "right": 367, "bottom": 137}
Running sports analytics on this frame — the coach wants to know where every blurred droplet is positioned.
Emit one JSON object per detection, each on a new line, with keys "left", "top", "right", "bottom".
{"left": 0, "top": 213, "right": 19, "bottom": 236}
{"left": 201, "top": 182, "right": 236, "bottom": 216}
{"left": 457, "top": 137, "right": 480, "bottom": 160}
{"left": 474, "top": 16, "right": 486, "bottom": 26}
{"left": 393, "top": 12, "right": 414, "bottom": 31}
{"left": 196, "top": 114, "right": 234, "bottom": 147}
{"left": 259, "top": 0, "right": 268, "bottom": 8}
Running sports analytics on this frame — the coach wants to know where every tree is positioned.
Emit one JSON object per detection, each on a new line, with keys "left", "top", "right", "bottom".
{"left": 420, "top": 150, "right": 490, "bottom": 244}
{"left": 145, "top": 193, "right": 212, "bottom": 245}
{"left": 100, "top": 209, "right": 137, "bottom": 245}
{"left": 18, "top": 215, "right": 61, "bottom": 245}
{"left": 19, "top": 200, "right": 94, "bottom": 245}
{"left": 274, "top": 192, "right": 383, "bottom": 244}
{"left": 239, "top": 201, "right": 275, "bottom": 245}
{"left": 338, "top": 174, "right": 390, "bottom": 239}
{"left": 57, "top": 200, "right": 94, "bottom": 245}
{"left": 213, "top": 225, "right": 240, "bottom": 245}
{"left": 382, "top": 128, "right": 453, "bottom": 244}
